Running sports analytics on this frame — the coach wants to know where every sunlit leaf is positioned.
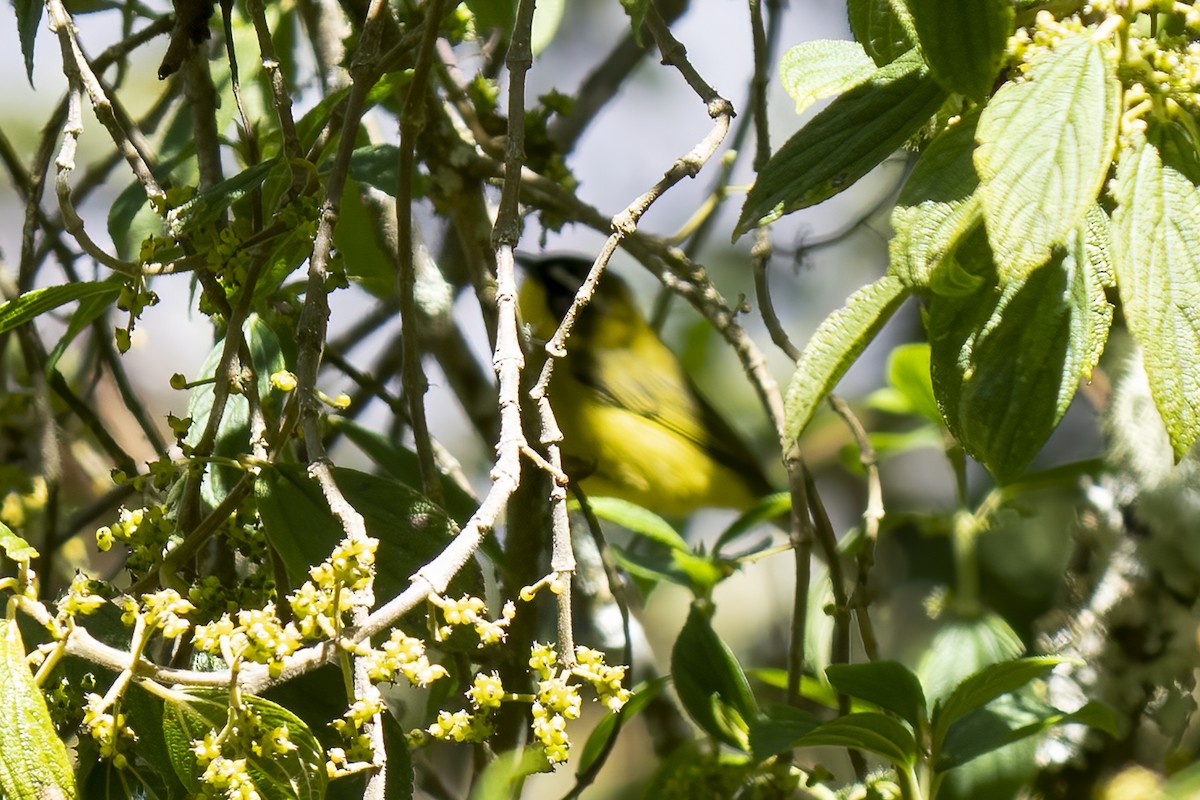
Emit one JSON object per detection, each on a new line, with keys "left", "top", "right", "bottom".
{"left": 737, "top": 50, "right": 946, "bottom": 235}
{"left": 1111, "top": 134, "right": 1200, "bottom": 458}
{"left": 784, "top": 276, "right": 909, "bottom": 440}
{"left": 0, "top": 281, "right": 123, "bottom": 337}
{"left": 792, "top": 712, "right": 918, "bottom": 766}
{"left": 975, "top": 34, "right": 1120, "bottom": 280}
{"left": 0, "top": 620, "right": 76, "bottom": 799}
{"left": 889, "top": 110, "right": 982, "bottom": 288}
{"left": 779, "top": 39, "right": 877, "bottom": 115}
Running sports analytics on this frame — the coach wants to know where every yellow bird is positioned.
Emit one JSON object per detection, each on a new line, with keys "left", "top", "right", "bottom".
{"left": 518, "top": 255, "right": 774, "bottom": 518}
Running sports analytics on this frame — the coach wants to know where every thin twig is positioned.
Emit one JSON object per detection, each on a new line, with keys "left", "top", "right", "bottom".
{"left": 396, "top": 0, "right": 451, "bottom": 507}
{"left": 826, "top": 395, "right": 882, "bottom": 662}
{"left": 44, "top": 0, "right": 164, "bottom": 200}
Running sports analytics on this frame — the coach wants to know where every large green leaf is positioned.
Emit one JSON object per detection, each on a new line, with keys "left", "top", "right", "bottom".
{"left": 792, "top": 712, "right": 918, "bottom": 767}
{"left": 907, "top": 0, "right": 1012, "bottom": 100}
{"left": 670, "top": 604, "right": 758, "bottom": 751}
{"left": 1111, "top": 135, "right": 1200, "bottom": 458}
{"left": 935, "top": 698, "right": 1118, "bottom": 771}
{"left": 931, "top": 656, "right": 1069, "bottom": 748}
{"left": 975, "top": 33, "right": 1120, "bottom": 281}
{"left": 328, "top": 417, "right": 478, "bottom": 524}
{"left": 747, "top": 704, "right": 819, "bottom": 762}
{"left": 846, "top": 0, "right": 916, "bottom": 65}
{"left": 161, "top": 689, "right": 326, "bottom": 799}
{"left": 256, "top": 464, "right": 481, "bottom": 604}
{"left": 736, "top": 50, "right": 947, "bottom": 236}
{"left": 784, "top": 276, "right": 908, "bottom": 440}
{"left": 0, "top": 619, "right": 77, "bottom": 799}
{"left": 825, "top": 661, "right": 927, "bottom": 729}
{"left": 779, "top": 39, "right": 878, "bottom": 115}
{"left": 0, "top": 280, "right": 122, "bottom": 337}
{"left": 927, "top": 218, "right": 1113, "bottom": 482}
{"left": 889, "top": 110, "right": 982, "bottom": 289}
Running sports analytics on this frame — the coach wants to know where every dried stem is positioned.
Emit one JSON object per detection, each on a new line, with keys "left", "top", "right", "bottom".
{"left": 395, "top": 0, "right": 450, "bottom": 507}
{"left": 827, "top": 395, "right": 882, "bottom": 662}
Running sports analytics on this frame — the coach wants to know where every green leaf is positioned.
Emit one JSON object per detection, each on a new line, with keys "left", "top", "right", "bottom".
{"left": 173, "top": 159, "right": 283, "bottom": 231}
{"left": 975, "top": 34, "right": 1120, "bottom": 281}
{"left": 671, "top": 604, "right": 758, "bottom": 751}
{"left": 328, "top": 417, "right": 478, "bottom": 524}
{"left": 747, "top": 669, "right": 841, "bottom": 710}
{"left": 1162, "top": 760, "right": 1200, "bottom": 798}
{"left": 825, "top": 661, "right": 927, "bottom": 729}
{"left": 784, "top": 276, "right": 909, "bottom": 440}
{"left": 907, "top": 0, "right": 1013, "bottom": 100}
{"left": 581, "top": 496, "right": 688, "bottom": 551}
{"left": 14, "top": 0, "right": 41, "bottom": 85}
{"left": 889, "top": 110, "right": 982, "bottom": 289}
{"left": 345, "top": 145, "right": 399, "bottom": 198}
{"left": 162, "top": 689, "right": 327, "bottom": 799}
{"left": 935, "top": 697, "right": 1117, "bottom": 771}
{"left": 884, "top": 343, "right": 941, "bottom": 425}
{"left": 748, "top": 704, "right": 819, "bottom": 762}
{"left": 609, "top": 542, "right": 728, "bottom": 596}
{"left": 933, "top": 657, "right": 1069, "bottom": 745}
{"left": 847, "top": 0, "right": 916, "bottom": 65}
{"left": 1111, "top": 135, "right": 1200, "bottom": 458}
{"left": 919, "top": 613, "right": 1024, "bottom": 710}
{"left": 469, "top": 747, "right": 549, "bottom": 800}
{"left": 0, "top": 619, "right": 77, "bottom": 799}
{"left": 335, "top": 179, "right": 398, "bottom": 299}
{"left": 44, "top": 276, "right": 124, "bottom": 374}
{"left": 0, "top": 281, "right": 123, "bottom": 337}
{"left": 618, "top": 0, "right": 651, "bottom": 42}
{"left": 530, "top": 0, "right": 565, "bottom": 53}
{"left": 256, "top": 464, "right": 481, "bottom": 604}
{"left": 1071, "top": 205, "right": 1115, "bottom": 382}
{"left": 0, "top": 521, "right": 38, "bottom": 563}
{"left": 714, "top": 492, "right": 791, "bottom": 555}
{"left": 792, "top": 712, "right": 918, "bottom": 767}
{"left": 576, "top": 677, "right": 667, "bottom": 776}
{"left": 778, "top": 39, "right": 878, "bottom": 115}
{"left": 736, "top": 50, "right": 947, "bottom": 236}
{"left": 465, "top": 0, "right": 515, "bottom": 37}
{"left": 927, "top": 220, "right": 1113, "bottom": 482}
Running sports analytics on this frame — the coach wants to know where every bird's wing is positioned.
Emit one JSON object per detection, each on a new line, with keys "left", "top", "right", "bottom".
{"left": 570, "top": 348, "right": 774, "bottom": 496}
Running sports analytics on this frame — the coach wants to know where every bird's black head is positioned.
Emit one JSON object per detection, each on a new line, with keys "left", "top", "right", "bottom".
{"left": 517, "top": 254, "right": 594, "bottom": 321}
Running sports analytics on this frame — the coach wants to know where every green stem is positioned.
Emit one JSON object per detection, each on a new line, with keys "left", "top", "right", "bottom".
{"left": 951, "top": 510, "right": 981, "bottom": 617}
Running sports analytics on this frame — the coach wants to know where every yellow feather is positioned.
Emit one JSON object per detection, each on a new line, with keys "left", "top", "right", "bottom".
{"left": 519, "top": 257, "right": 772, "bottom": 518}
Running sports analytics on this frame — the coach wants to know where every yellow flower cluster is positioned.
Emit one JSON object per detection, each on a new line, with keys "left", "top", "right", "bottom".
{"left": 429, "top": 593, "right": 517, "bottom": 644}
{"left": 55, "top": 572, "right": 106, "bottom": 620}
{"left": 421, "top": 639, "right": 632, "bottom": 766}
{"left": 363, "top": 630, "right": 448, "bottom": 687}
{"left": 82, "top": 693, "right": 136, "bottom": 767}
{"left": 193, "top": 604, "right": 303, "bottom": 678}
{"left": 288, "top": 532, "right": 379, "bottom": 639}
{"left": 120, "top": 588, "right": 195, "bottom": 639}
